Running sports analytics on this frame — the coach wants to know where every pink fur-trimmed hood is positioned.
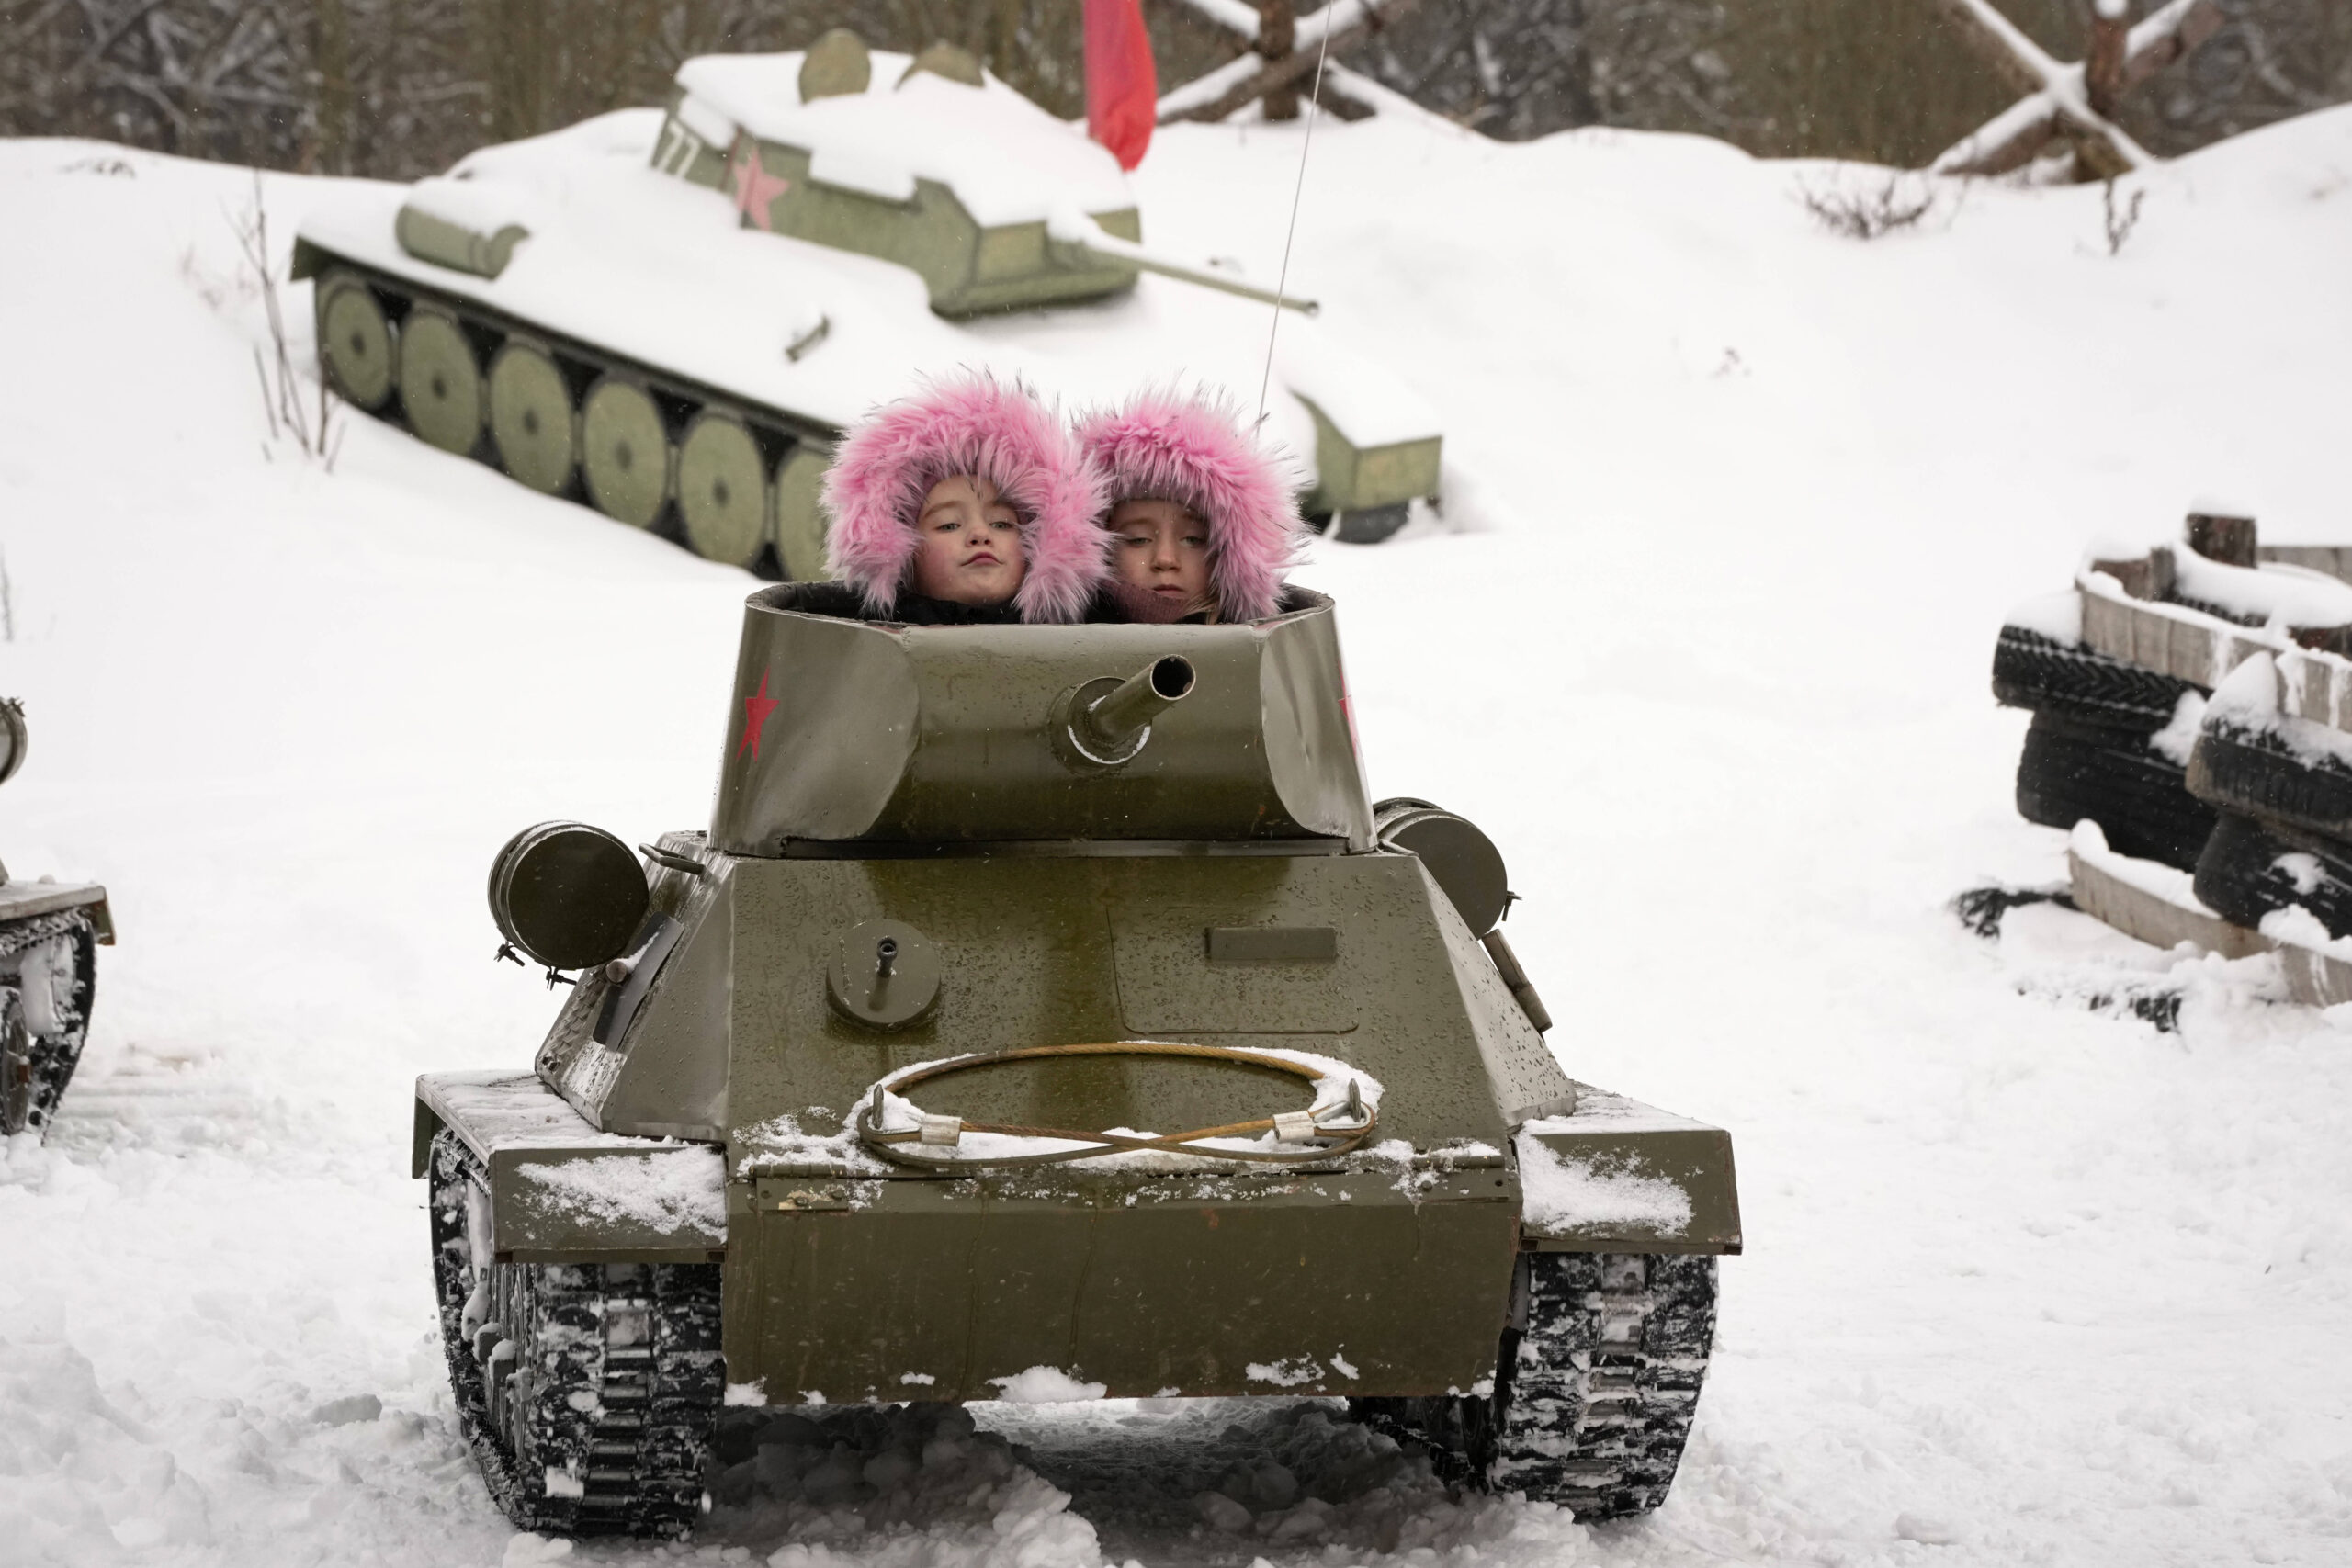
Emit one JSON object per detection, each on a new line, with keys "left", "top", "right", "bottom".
{"left": 820, "top": 373, "right": 1108, "bottom": 623}
{"left": 1073, "top": 389, "right": 1306, "bottom": 622}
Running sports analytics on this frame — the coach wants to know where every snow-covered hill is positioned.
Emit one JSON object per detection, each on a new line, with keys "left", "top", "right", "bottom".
{"left": 4, "top": 100, "right": 2351, "bottom": 1568}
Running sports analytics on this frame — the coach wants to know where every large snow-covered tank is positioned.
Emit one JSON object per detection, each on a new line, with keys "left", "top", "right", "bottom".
{"left": 0, "top": 699, "right": 113, "bottom": 1137}
{"left": 413, "top": 587, "right": 1741, "bottom": 1536}
{"left": 294, "top": 33, "right": 1442, "bottom": 572}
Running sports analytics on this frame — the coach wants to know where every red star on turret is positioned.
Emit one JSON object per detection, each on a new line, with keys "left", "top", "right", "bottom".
{"left": 729, "top": 138, "right": 792, "bottom": 232}
{"left": 738, "top": 671, "right": 781, "bottom": 759}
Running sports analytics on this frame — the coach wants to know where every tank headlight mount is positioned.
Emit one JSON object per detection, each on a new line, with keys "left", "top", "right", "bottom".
{"left": 487, "top": 820, "right": 650, "bottom": 976}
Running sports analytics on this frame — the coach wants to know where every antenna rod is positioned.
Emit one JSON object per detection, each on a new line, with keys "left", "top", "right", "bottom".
{"left": 1255, "top": 21, "right": 1335, "bottom": 426}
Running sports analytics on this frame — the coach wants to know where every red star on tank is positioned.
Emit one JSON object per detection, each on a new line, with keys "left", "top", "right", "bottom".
{"left": 737, "top": 671, "right": 781, "bottom": 758}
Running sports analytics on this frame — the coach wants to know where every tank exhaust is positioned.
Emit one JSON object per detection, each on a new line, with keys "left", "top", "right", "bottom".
{"left": 1057, "top": 655, "right": 1195, "bottom": 769}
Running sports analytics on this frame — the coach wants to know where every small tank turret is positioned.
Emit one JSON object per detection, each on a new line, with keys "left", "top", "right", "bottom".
{"left": 413, "top": 590, "right": 1739, "bottom": 1537}
{"left": 0, "top": 699, "right": 114, "bottom": 1137}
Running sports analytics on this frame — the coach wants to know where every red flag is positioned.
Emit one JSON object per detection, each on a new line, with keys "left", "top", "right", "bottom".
{"left": 1085, "top": 0, "right": 1157, "bottom": 172}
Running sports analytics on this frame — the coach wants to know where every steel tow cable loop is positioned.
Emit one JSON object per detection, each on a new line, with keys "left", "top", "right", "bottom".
{"left": 855, "top": 1041, "right": 1375, "bottom": 1169}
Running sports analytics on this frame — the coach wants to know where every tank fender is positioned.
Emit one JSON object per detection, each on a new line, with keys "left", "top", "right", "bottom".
{"left": 413, "top": 1070, "right": 726, "bottom": 1264}
{"left": 1516, "top": 1083, "right": 1742, "bottom": 1256}
{"left": 0, "top": 879, "right": 112, "bottom": 943}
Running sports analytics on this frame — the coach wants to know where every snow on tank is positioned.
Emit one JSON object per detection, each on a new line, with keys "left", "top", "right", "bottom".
{"left": 291, "top": 31, "right": 1442, "bottom": 577}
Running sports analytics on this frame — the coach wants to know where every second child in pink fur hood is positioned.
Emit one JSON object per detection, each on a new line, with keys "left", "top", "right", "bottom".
{"left": 820, "top": 373, "right": 1107, "bottom": 624}
{"left": 1074, "top": 389, "right": 1306, "bottom": 625}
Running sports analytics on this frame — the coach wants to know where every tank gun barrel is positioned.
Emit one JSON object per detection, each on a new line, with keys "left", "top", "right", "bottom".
{"left": 1069, "top": 655, "right": 1196, "bottom": 764}
{"left": 1047, "top": 213, "right": 1317, "bottom": 316}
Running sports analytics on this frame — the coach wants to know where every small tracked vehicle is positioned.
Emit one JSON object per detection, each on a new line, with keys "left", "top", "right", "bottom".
{"left": 415, "top": 590, "right": 1740, "bottom": 1535}
{"left": 296, "top": 32, "right": 1443, "bottom": 573}
{"left": 0, "top": 700, "right": 114, "bottom": 1137}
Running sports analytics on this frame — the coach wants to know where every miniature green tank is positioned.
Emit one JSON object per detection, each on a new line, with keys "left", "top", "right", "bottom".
{"left": 290, "top": 32, "right": 1444, "bottom": 582}
{"left": 0, "top": 700, "right": 114, "bottom": 1137}
{"left": 413, "top": 590, "right": 1739, "bottom": 1535}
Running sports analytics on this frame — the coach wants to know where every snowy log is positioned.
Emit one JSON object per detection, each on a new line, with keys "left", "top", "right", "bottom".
{"left": 1929, "top": 0, "right": 2221, "bottom": 180}
{"left": 1161, "top": 0, "right": 1265, "bottom": 41}
{"left": 1159, "top": 0, "right": 1423, "bottom": 124}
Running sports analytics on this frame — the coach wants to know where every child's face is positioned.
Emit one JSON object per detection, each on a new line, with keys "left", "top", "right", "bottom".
{"left": 910, "top": 474, "right": 1026, "bottom": 606}
{"left": 1109, "top": 499, "right": 1211, "bottom": 624}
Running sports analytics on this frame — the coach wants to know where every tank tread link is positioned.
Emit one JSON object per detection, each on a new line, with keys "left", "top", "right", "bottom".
{"left": 1351, "top": 1251, "right": 1717, "bottom": 1516}
{"left": 294, "top": 249, "right": 840, "bottom": 580}
{"left": 430, "top": 1129, "right": 725, "bottom": 1537}
{"left": 0, "top": 906, "right": 103, "bottom": 1137}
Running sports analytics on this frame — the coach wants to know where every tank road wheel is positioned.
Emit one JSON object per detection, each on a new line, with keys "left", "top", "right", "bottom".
{"left": 773, "top": 446, "right": 831, "bottom": 582}
{"left": 398, "top": 308, "right": 483, "bottom": 457}
{"left": 0, "top": 990, "right": 30, "bottom": 1134}
{"left": 582, "top": 378, "right": 672, "bottom": 528}
{"left": 1353, "top": 1252, "right": 1717, "bottom": 1519}
{"left": 1325, "top": 503, "right": 1411, "bottom": 546}
{"left": 676, "top": 413, "right": 768, "bottom": 567}
{"left": 489, "top": 340, "right": 578, "bottom": 495}
{"left": 317, "top": 271, "right": 394, "bottom": 410}
{"left": 427, "top": 1129, "right": 723, "bottom": 1537}
{"left": 0, "top": 910, "right": 100, "bottom": 1138}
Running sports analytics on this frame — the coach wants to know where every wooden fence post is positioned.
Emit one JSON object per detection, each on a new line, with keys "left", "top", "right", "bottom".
{"left": 1259, "top": 0, "right": 1299, "bottom": 119}
{"left": 2187, "top": 512, "right": 2258, "bottom": 568}
{"left": 2085, "top": 0, "right": 2129, "bottom": 119}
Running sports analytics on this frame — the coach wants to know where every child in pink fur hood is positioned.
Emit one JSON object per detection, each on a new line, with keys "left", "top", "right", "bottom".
{"left": 1074, "top": 389, "right": 1306, "bottom": 625}
{"left": 818, "top": 373, "right": 1107, "bottom": 625}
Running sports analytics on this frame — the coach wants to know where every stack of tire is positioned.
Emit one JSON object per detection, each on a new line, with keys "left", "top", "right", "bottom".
{"left": 1994, "top": 514, "right": 2352, "bottom": 919}
{"left": 1992, "top": 604, "right": 2214, "bottom": 870}
{"left": 2186, "top": 652, "right": 2352, "bottom": 944}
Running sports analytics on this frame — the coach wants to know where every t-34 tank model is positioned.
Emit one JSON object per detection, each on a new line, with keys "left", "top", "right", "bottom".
{"left": 413, "top": 591, "right": 1739, "bottom": 1535}
{"left": 294, "top": 31, "right": 1442, "bottom": 580}
{"left": 0, "top": 700, "right": 114, "bottom": 1137}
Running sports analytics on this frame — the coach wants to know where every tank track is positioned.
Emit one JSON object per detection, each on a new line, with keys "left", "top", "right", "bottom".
{"left": 0, "top": 908, "right": 99, "bottom": 1137}
{"left": 1352, "top": 1250, "right": 1717, "bottom": 1520}
{"left": 308, "top": 254, "right": 834, "bottom": 577}
{"left": 427, "top": 1129, "right": 725, "bottom": 1537}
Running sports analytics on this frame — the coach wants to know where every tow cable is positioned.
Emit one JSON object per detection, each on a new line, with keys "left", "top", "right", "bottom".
{"left": 856, "top": 1042, "right": 1376, "bottom": 1170}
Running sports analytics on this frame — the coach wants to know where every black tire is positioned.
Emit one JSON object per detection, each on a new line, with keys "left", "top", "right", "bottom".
{"left": 0, "top": 909, "right": 99, "bottom": 1138}
{"left": 1351, "top": 1251, "right": 1715, "bottom": 1519}
{"left": 1992, "top": 626, "right": 2201, "bottom": 732}
{"left": 428, "top": 1130, "right": 723, "bottom": 1537}
{"left": 2015, "top": 712, "right": 2216, "bottom": 871}
{"left": 2192, "top": 811, "right": 2352, "bottom": 940}
{"left": 2188, "top": 721, "right": 2352, "bottom": 842}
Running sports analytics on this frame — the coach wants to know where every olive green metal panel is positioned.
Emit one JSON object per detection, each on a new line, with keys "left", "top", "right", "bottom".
{"left": 415, "top": 1071, "right": 724, "bottom": 1262}
{"left": 681, "top": 852, "right": 1555, "bottom": 1155}
{"left": 708, "top": 592, "right": 1374, "bottom": 852}
{"left": 722, "top": 1169, "right": 1516, "bottom": 1401}
{"left": 537, "top": 837, "right": 731, "bottom": 1143}
{"left": 730, "top": 133, "right": 1137, "bottom": 318}
{"left": 1296, "top": 395, "right": 1444, "bottom": 514}
{"left": 650, "top": 98, "right": 731, "bottom": 189}
{"left": 748, "top": 141, "right": 975, "bottom": 302}
{"left": 1522, "top": 1096, "right": 1743, "bottom": 1257}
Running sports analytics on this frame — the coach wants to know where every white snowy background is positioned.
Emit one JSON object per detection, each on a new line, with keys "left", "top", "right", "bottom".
{"left": 4, "top": 96, "right": 2352, "bottom": 1568}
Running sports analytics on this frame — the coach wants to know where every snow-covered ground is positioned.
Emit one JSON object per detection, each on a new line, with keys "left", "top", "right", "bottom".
{"left": 5, "top": 97, "right": 2352, "bottom": 1568}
